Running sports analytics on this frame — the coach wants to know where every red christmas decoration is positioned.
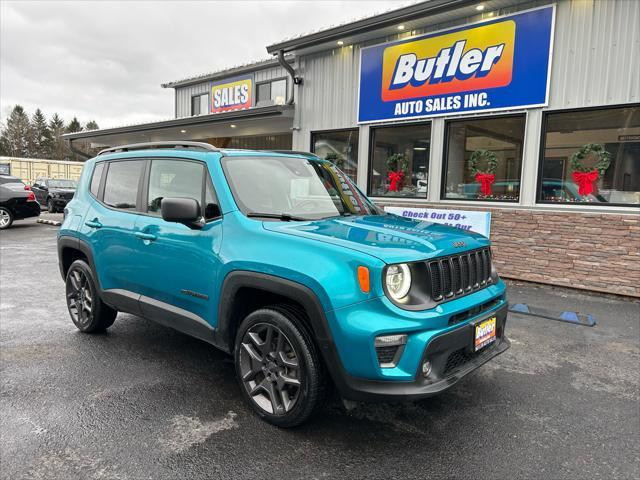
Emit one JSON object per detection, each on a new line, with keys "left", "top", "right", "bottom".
{"left": 572, "top": 169, "right": 599, "bottom": 196}
{"left": 388, "top": 171, "right": 404, "bottom": 192}
{"left": 475, "top": 172, "right": 495, "bottom": 196}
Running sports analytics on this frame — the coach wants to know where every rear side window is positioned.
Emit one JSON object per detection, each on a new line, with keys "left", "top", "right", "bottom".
{"left": 147, "top": 159, "right": 204, "bottom": 216}
{"left": 103, "top": 160, "right": 145, "bottom": 210}
{"left": 90, "top": 162, "right": 105, "bottom": 197}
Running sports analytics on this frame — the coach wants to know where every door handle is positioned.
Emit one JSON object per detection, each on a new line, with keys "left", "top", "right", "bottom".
{"left": 134, "top": 231, "right": 157, "bottom": 241}
{"left": 85, "top": 219, "right": 102, "bottom": 229}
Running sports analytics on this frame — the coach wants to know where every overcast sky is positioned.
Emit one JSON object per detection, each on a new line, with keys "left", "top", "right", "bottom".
{"left": 1, "top": 0, "right": 412, "bottom": 129}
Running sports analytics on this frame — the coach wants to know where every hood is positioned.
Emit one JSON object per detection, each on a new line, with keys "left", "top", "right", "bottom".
{"left": 263, "top": 214, "right": 489, "bottom": 264}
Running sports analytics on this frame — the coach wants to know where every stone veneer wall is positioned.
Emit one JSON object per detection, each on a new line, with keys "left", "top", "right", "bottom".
{"left": 378, "top": 203, "right": 640, "bottom": 298}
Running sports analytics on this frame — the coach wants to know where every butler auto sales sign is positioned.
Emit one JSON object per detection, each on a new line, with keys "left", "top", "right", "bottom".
{"left": 357, "top": 6, "right": 555, "bottom": 123}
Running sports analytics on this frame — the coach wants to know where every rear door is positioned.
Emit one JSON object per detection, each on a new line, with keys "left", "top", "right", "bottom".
{"left": 131, "top": 158, "right": 223, "bottom": 328}
{"left": 80, "top": 159, "right": 146, "bottom": 307}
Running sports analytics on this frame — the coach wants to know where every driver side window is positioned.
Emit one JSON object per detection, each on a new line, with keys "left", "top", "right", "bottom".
{"left": 147, "top": 159, "right": 204, "bottom": 216}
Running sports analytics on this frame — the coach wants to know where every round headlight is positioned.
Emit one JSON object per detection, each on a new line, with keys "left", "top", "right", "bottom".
{"left": 385, "top": 263, "right": 411, "bottom": 300}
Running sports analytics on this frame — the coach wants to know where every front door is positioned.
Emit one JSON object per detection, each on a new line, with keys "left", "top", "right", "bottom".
{"left": 131, "top": 159, "right": 223, "bottom": 329}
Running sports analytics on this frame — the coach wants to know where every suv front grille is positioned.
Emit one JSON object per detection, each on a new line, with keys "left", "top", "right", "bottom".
{"left": 427, "top": 248, "right": 493, "bottom": 302}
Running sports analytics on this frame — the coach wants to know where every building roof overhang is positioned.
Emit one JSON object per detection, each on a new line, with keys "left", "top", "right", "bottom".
{"left": 161, "top": 56, "right": 295, "bottom": 89}
{"left": 265, "top": 0, "right": 530, "bottom": 56}
{"left": 61, "top": 104, "right": 294, "bottom": 142}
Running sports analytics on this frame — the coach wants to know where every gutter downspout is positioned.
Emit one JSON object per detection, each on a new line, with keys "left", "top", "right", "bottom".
{"left": 65, "top": 139, "right": 92, "bottom": 160}
{"left": 276, "top": 50, "right": 299, "bottom": 105}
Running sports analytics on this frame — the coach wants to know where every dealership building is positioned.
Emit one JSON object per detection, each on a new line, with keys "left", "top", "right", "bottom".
{"left": 63, "top": 0, "right": 639, "bottom": 297}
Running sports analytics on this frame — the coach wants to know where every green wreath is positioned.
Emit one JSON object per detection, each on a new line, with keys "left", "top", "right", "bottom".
{"left": 468, "top": 149, "right": 498, "bottom": 176}
{"left": 570, "top": 144, "right": 611, "bottom": 175}
{"left": 386, "top": 153, "right": 409, "bottom": 174}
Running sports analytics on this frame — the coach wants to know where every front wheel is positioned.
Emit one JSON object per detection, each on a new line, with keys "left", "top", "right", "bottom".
{"left": 234, "top": 306, "right": 328, "bottom": 427}
{"left": 47, "top": 198, "right": 57, "bottom": 213}
{"left": 0, "top": 207, "right": 14, "bottom": 229}
{"left": 65, "top": 259, "right": 117, "bottom": 332}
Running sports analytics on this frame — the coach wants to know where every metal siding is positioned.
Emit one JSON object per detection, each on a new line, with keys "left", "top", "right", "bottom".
{"left": 548, "top": 0, "right": 640, "bottom": 108}
{"left": 175, "top": 82, "right": 211, "bottom": 118}
{"left": 254, "top": 65, "right": 289, "bottom": 83}
{"left": 175, "top": 65, "right": 288, "bottom": 118}
{"left": 294, "top": 0, "right": 639, "bottom": 141}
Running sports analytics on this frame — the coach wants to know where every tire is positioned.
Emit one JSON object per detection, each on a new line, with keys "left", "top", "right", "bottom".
{"left": 65, "top": 259, "right": 117, "bottom": 333}
{"left": 0, "top": 207, "right": 13, "bottom": 230}
{"left": 234, "top": 305, "right": 328, "bottom": 427}
{"left": 47, "top": 198, "right": 57, "bottom": 213}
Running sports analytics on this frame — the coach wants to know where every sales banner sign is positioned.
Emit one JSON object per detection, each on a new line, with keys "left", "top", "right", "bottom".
{"left": 358, "top": 6, "right": 555, "bottom": 123}
{"left": 211, "top": 75, "right": 253, "bottom": 113}
{"left": 384, "top": 206, "right": 491, "bottom": 238}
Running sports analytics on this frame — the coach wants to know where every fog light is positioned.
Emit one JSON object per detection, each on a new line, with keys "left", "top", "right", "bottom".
{"left": 374, "top": 334, "right": 407, "bottom": 347}
{"left": 421, "top": 360, "right": 432, "bottom": 377}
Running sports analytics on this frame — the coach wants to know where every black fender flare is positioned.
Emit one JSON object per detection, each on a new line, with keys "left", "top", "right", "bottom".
{"left": 217, "top": 271, "right": 371, "bottom": 399}
{"left": 217, "top": 270, "right": 337, "bottom": 353}
{"left": 57, "top": 235, "right": 99, "bottom": 287}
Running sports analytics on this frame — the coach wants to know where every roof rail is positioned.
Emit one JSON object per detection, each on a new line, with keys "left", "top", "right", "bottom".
{"left": 98, "top": 141, "right": 219, "bottom": 156}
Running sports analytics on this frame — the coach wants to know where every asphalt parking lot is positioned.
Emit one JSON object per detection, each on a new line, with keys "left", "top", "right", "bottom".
{"left": 1, "top": 215, "right": 639, "bottom": 480}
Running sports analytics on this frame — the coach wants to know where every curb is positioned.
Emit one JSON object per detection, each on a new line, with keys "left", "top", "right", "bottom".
{"left": 37, "top": 219, "right": 62, "bottom": 227}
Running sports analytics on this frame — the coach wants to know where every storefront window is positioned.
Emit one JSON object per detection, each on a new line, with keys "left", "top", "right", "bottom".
{"left": 311, "top": 129, "right": 359, "bottom": 181}
{"left": 539, "top": 105, "right": 640, "bottom": 206}
{"left": 442, "top": 115, "right": 525, "bottom": 202}
{"left": 369, "top": 124, "right": 430, "bottom": 197}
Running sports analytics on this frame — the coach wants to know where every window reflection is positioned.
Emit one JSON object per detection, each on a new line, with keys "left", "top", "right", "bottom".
{"left": 539, "top": 105, "right": 640, "bottom": 205}
{"left": 443, "top": 115, "right": 525, "bottom": 202}
{"left": 369, "top": 124, "right": 430, "bottom": 198}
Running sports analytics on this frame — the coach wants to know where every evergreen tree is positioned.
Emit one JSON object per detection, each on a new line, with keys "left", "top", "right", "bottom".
{"left": 85, "top": 120, "right": 99, "bottom": 131}
{"left": 49, "top": 113, "right": 67, "bottom": 160}
{"left": 0, "top": 122, "right": 10, "bottom": 156}
{"left": 29, "top": 109, "right": 54, "bottom": 158}
{"left": 66, "top": 117, "right": 83, "bottom": 133}
{"left": 2, "top": 105, "right": 31, "bottom": 157}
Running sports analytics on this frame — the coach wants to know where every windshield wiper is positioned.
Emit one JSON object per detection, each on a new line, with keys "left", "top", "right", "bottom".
{"left": 246, "top": 212, "right": 310, "bottom": 221}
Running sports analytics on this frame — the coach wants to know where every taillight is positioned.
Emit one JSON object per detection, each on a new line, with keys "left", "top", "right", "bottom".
{"left": 24, "top": 185, "right": 31, "bottom": 190}
{"left": 27, "top": 191, "right": 36, "bottom": 202}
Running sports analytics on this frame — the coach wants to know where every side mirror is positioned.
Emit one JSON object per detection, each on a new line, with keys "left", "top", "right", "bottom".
{"left": 204, "top": 202, "right": 222, "bottom": 219}
{"left": 161, "top": 197, "right": 203, "bottom": 229}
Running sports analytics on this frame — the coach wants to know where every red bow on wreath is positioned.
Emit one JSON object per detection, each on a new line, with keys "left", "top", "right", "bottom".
{"left": 388, "top": 171, "right": 404, "bottom": 192}
{"left": 475, "top": 172, "right": 495, "bottom": 196}
{"left": 572, "top": 170, "right": 599, "bottom": 196}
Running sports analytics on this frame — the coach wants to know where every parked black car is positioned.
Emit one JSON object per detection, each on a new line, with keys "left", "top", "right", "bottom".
{"left": 0, "top": 175, "right": 40, "bottom": 229}
{"left": 31, "top": 177, "right": 77, "bottom": 213}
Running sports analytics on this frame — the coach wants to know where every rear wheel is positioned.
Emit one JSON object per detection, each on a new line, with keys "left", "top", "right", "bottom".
{"left": 47, "top": 198, "right": 57, "bottom": 213}
{"left": 235, "top": 306, "right": 328, "bottom": 427}
{"left": 0, "top": 207, "right": 13, "bottom": 229}
{"left": 65, "top": 259, "right": 117, "bottom": 332}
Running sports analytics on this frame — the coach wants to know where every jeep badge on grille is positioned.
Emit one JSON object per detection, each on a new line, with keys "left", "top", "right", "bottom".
{"left": 453, "top": 241, "right": 466, "bottom": 248}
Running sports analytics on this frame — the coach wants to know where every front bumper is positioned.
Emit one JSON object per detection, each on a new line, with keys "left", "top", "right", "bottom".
{"left": 335, "top": 308, "right": 509, "bottom": 402}
{"left": 321, "top": 286, "right": 510, "bottom": 402}
{"left": 50, "top": 197, "right": 71, "bottom": 208}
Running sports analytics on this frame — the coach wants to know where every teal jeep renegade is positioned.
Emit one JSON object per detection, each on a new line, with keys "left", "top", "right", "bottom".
{"left": 57, "top": 141, "right": 509, "bottom": 427}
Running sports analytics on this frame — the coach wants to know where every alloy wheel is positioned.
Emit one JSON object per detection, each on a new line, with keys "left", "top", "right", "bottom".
{"left": 239, "top": 323, "right": 301, "bottom": 415}
{"left": 0, "top": 209, "right": 11, "bottom": 228}
{"left": 66, "top": 269, "right": 93, "bottom": 327}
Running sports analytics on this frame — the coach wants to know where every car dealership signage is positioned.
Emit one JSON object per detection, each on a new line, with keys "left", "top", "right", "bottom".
{"left": 358, "top": 6, "right": 555, "bottom": 123}
{"left": 384, "top": 206, "right": 492, "bottom": 238}
{"left": 211, "top": 75, "right": 253, "bottom": 113}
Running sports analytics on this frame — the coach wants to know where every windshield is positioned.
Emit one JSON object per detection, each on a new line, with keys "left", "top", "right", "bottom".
{"left": 222, "top": 156, "right": 382, "bottom": 220}
{"left": 49, "top": 179, "right": 77, "bottom": 189}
